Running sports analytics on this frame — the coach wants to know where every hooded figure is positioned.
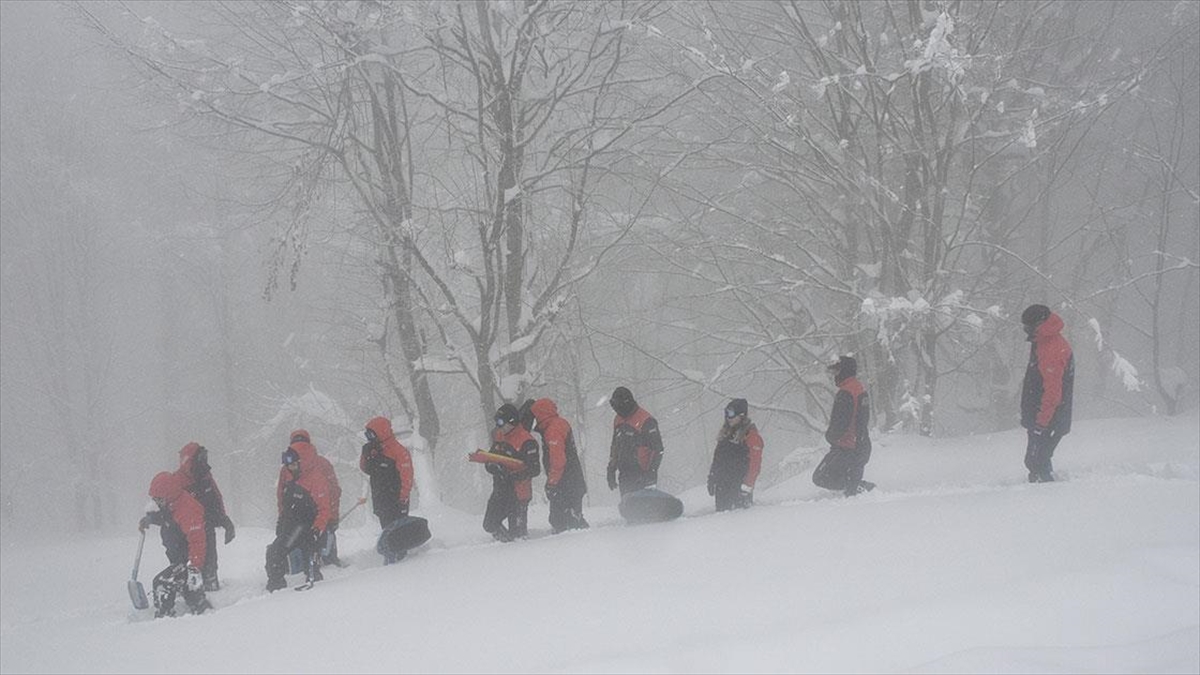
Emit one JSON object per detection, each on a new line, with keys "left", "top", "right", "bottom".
{"left": 1019, "top": 305, "right": 1074, "bottom": 482}
{"left": 360, "top": 416, "right": 415, "bottom": 563}
{"left": 265, "top": 442, "right": 332, "bottom": 591}
{"left": 606, "top": 387, "right": 665, "bottom": 495}
{"left": 279, "top": 429, "right": 342, "bottom": 565}
{"left": 530, "top": 398, "right": 589, "bottom": 533}
{"left": 482, "top": 403, "right": 541, "bottom": 541}
{"left": 707, "top": 398, "right": 764, "bottom": 511}
{"left": 812, "top": 357, "right": 875, "bottom": 496}
{"left": 175, "top": 442, "right": 233, "bottom": 591}
{"left": 141, "top": 471, "right": 211, "bottom": 617}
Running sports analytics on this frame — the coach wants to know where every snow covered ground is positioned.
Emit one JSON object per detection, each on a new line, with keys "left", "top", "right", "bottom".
{"left": 2, "top": 413, "right": 1197, "bottom": 674}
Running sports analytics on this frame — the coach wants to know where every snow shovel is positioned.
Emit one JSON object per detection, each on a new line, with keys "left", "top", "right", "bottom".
{"left": 128, "top": 530, "right": 150, "bottom": 610}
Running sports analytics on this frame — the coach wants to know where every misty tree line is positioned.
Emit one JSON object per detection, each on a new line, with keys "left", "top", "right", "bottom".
{"left": 1, "top": 0, "right": 1196, "bottom": 534}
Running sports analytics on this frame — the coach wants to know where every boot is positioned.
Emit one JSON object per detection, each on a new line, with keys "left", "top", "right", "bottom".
{"left": 265, "top": 576, "right": 287, "bottom": 592}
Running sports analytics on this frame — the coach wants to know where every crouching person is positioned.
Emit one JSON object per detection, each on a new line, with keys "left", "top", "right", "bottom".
{"left": 140, "top": 471, "right": 212, "bottom": 618}
{"left": 265, "top": 442, "right": 331, "bottom": 591}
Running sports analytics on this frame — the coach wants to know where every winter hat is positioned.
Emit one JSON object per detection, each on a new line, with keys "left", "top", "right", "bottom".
{"left": 610, "top": 386, "right": 637, "bottom": 417}
{"left": 518, "top": 398, "right": 537, "bottom": 431}
{"left": 725, "top": 398, "right": 748, "bottom": 419}
{"left": 1021, "top": 304, "right": 1051, "bottom": 328}
{"left": 827, "top": 355, "right": 857, "bottom": 382}
{"left": 495, "top": 403, "right": 521, "bottom": 428}
{"left": 290, "top": 429, "right": 311, "bottom": 444}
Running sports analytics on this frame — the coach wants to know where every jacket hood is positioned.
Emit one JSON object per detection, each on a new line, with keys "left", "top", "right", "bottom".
{"left": 365, "top": 416, "right": 394, "bottom": 443}
{"left": 178, "top": 442, "right": 207, "bottom": 477}
{"left": 1034, "top": 312, "right": 1065, "bottom": 341}
{"left": 149, "top": 471, "right": 185, "bottom": 502}
{"left": 285, "top": 441, "right": 321, "bottom": 480}
{"left": 290, "top": 428, "right": 311, "bottom": 444}
{"left": 530, "top": 398, "right": 559, "bottom": 424}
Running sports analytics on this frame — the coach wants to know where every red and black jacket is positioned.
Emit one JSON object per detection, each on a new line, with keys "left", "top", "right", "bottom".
{"left": 360, "top": 417, "right": 415, "bottom": 522}
{"left": 148, "top": 472, "right": 207, "bottom": 569}
{"left": 1020, "top": 312, "right": 1075, "bottom": 434}
{"left": 710, "top": 421, "right": 764, "bottom": 490}
{"left": 825, "top": 376, "right": 871, "bottom": 452}
{"left": 530, "top": 398, "right": 587, "bottom": 499}
{"left": 609, "top": 407, "right": 664, "bottom": 481}
{"left": 176, "top": 442, "right": 230, "bottom": 529}
{"left": 280, "top": 431, "right": 344, "bottom": 523}
{"left": 280, "top": 441, "right": 332, "bottom": 534}
{"left": 489, "top": 424, "right": 541, "bottom": 502}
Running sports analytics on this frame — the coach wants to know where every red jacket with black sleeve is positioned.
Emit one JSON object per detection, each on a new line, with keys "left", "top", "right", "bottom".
{"left": 530, "top": 398, "right": 587, "bottom": 499}
{"left": 360, "top": 416, "right": 414, "bottom": 523}
{"left": 283, "top": 441, "right": 332, "bottom": 534}
{"left": 489, "top": 425, "right": 541, "bottom": 502}
{"left": 1020, "top": 312, "right": 1075, "bottom": 434}
{"left": 825, "top": 377, "right": 871, "bottom": 452}
{"left": 609, "top": 407, "right": 664, "bottom": 487}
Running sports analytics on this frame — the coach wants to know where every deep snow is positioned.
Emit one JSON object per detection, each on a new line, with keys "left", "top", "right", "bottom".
{"left": 1, "top": 414, "right": 1197, "bottom": 674}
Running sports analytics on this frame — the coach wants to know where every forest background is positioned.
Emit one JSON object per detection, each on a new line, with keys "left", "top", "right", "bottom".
{"left": 1, "top": 0, "right": 1197, "bottom": 537}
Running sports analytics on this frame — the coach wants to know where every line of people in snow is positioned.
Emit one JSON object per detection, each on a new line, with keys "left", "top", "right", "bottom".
{"left": 137, "top": 305, "right": 1073, "bottom": 616}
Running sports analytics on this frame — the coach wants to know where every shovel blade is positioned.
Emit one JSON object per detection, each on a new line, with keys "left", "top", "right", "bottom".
{"left": 128, "top": 579, "right": 149, "bottom": 610}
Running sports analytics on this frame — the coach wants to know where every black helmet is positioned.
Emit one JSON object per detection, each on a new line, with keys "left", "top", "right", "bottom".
{"left": 1021, "top": 304, "right": 1051, "bottom": 328}
{"left": 518, "top": 398, "right": 536, "bottom": 431}
{"left": 827, "top": 355, "right": 857, "bottom": 382}
{"left": 610, "top": 386, "right": 637, "bottom": 418}
{"left": 724, "top": 398, "right": 748, "bottom": 420}
{"left": 495, "top": 403, "right": 520, "bottom": 428}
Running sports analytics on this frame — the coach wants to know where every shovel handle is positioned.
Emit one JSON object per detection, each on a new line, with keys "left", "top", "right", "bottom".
{"left": 131, "top": 529, "right": 146, "bottom": 581}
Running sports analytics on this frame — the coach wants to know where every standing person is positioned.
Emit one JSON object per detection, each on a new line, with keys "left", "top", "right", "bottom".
{"left": 812, "top": 356, "right": 875, "bottom": 497}
{"left": 482, "top": 403, "right": 540, "bottom": 542}
{"left": 139, "top": 471, "right": 212, "bottom": 617}
{"left": 265, "top": 440, "right": 331, "bottom": 592}
{"left": 284, "top": 430, "right": 342, "bottom": 565}
{"left": 359, "top": 416, "right": 415, "bottom": 563}
{"left": 606, "top": 386, "right": 665, "bottom": 495}
{"left": 175, "top": 442, "right": 234, "bottom": 591}
{"left": 706, "top": 398, "right": 764, "bottom": 511}
{"left": 529, "top": 398, "right": 589, "bottom": 533}
{"left": 1019, "top": 304, "right": 1075, "bottom": 483}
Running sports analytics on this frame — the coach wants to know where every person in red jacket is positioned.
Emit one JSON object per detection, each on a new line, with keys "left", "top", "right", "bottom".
{"left": 606, "top": 387, "right": 665, "bottom": 495}
{"left": 529, "top": 398, "right": 589, "bottom": 533}
{"left": 140, "top": 471, "right": 212, "bottom": 617}
{"left": 175, "top": 442, "right": 234, "bottom": 591}
{"left": 1020, "top": 304, "right": 1075, "bottom": 483}
{"left": 812, "top": 356, "right": 875, "bottom": 497}
{"left": 281, "top": 430, "right": 342, "bottom": 565}
{"left": 360, "top": 416, "right": 415, "bottom": 563}
{"left": 265, "top": 441, "right": 332, "bottom": 591}
{"left": 483, "top": 403, "right": 541, "bottom": 542}
{"left": 707, "top": 398, "right": 764, "bottom": 511}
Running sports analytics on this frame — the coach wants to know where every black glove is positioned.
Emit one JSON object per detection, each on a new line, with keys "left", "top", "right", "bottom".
{"left": 398, "top": 501, "right": 410, "bottom": 517}
{"left": 545, "top": 483, "right": 560, "bottom": 501}
{"left": 1031, "top": 425, "right": 1049, "bottom": 438}
{"left": 706, "top": 474, "right": 716, "bottom": 496}
{"left": 485, "top": 462, "right": 504, "bottom": 476}
{"left": 223, "top": 518, "right": 236, "bottom": 544}
{"left": 606, "top": 464, "right": 618, "bottom": 491}
{"left": 311, "top": 527, "right": 323, "bottom": 545}
{"left": 362, "top": 440, "right": 380, "bottom": 458}
{"left": 138, "top": 516, "right": 151, "bottom": 532}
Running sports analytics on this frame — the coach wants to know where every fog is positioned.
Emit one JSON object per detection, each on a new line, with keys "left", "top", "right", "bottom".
{"left": 2, "top": 0, "right": 1197, "bottom": 542}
